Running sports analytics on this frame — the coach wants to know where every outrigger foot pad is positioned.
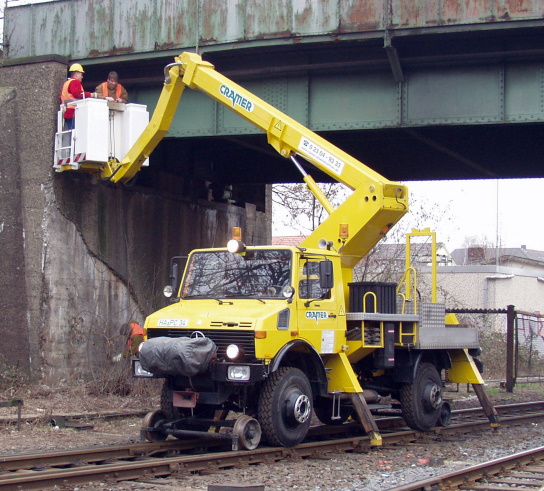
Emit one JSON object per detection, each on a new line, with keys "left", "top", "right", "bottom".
{"left": 350, "top": 392, "right": 382, "bottom": 446}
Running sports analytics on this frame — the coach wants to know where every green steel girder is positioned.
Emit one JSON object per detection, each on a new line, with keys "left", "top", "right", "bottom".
{"left": 137, "top": 60, "right": 543, "bottom": 139}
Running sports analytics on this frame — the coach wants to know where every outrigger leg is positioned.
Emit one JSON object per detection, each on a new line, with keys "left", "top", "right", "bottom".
{"left": 350, "top": 392, "right": 382, "bottom": 446}
{"left": 326, "top": 352, "right": 382, "bottom": 446}
{"left": 447, "top": 349, "right": 500, "bottom": 428}
{"left": 472, "top": 383, "right": 500, "bottom": 427}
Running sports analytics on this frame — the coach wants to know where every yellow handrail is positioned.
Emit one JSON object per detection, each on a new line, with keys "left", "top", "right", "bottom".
{"left": 396, "top": 266, "right": 417, "bottom": 314}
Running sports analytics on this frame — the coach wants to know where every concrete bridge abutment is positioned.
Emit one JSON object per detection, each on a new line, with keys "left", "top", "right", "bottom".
{"left": 0, "top": 59, "right": 269, "bottom": 385}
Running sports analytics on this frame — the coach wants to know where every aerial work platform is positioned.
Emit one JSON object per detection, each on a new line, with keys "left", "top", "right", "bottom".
{"left": 54, "top": 98, "right": 149, "bottom": 173}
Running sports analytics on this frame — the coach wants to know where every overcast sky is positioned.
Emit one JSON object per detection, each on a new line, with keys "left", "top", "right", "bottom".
{"left": 272, "top": 178, "right": 544, "bottom": 252}
{"left": 401, "top": 178, "right": 544, "bottom": 251}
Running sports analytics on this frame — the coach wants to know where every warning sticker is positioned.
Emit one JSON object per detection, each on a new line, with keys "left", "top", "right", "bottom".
{"left": 321, "top": 330, "right": 335, "bottom": 354}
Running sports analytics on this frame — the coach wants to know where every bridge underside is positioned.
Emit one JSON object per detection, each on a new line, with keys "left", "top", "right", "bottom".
{"left": 77, "top": 21, "right": 544, "bottom": 192}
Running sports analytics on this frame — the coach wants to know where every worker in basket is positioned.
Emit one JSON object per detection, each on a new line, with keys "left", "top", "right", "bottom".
{"left": 95, "top": 71, "right": 129, "bottom": 103}
{"left": 60, "top": 63, "right": 97, "bottom": 130}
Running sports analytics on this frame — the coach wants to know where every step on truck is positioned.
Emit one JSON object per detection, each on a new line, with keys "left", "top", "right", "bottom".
{"left": 55, "top": 52, "right": 499, "bottom": 449}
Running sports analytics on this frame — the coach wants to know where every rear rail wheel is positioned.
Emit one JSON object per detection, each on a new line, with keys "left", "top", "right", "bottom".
{"left": 437, "top": 401, "right": 452, "bottom": 427}
{"left": 258, "top": 367, "right": 313, "bottom": 447}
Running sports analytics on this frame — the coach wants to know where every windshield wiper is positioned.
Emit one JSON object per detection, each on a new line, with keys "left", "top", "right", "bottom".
{"left": 218, "top": 293, "right": 267, "bottom": 304}
{"left": 249, "top": 297, "right": 266, "bottom": 304}
{"left": 214, "top": 298, "right": 234, "bottom": 305}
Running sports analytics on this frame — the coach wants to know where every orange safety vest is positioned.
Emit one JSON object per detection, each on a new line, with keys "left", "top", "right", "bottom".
{"left": 101, "top": 82, "right": 123, "bottom": 100}
{"left": 126, "top": 322, "right": 145, "bottom": 349}
{"left": 60, "top": 78, "right": 77, "bottom": 104}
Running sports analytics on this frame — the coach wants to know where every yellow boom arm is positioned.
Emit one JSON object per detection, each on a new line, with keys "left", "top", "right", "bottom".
{"left": 102, "top": 52, "right": 408, "bottom": 262}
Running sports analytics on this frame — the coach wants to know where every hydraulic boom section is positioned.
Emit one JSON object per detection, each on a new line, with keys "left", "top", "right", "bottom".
{"left": 101, "top": 52, "right": 408, "bottom": 260}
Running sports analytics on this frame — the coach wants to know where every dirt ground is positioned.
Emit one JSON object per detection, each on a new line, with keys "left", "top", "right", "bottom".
{"left": 1, "top": 381, "right": 543, "bottom": 490}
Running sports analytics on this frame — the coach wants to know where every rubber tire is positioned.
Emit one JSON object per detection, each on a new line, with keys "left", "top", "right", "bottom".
{"left": 314, "top": 396, "right": 351, "bottom": 425}
{"left": 400, "top": 362, "right": 442, "bottom": 431}
{"left": 160, "top": 380, "right": 180, "bottom": 420}
{"left": 258, "top": 367, "right": 313, "bottom": 447}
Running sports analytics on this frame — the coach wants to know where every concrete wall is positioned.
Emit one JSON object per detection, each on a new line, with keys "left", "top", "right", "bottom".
{"left": 415, "top": 266, "right": 544, "bottom": 314}
{"left": 0, "top": 61, "right": 63, "bottom": 379}
{"left": 0, "top": 59, "right": 270, "bottom": 385}
{"left": 0, "top": 86, "right": 30, "bottom": 374}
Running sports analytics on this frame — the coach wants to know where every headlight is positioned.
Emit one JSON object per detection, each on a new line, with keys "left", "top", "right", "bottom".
{"left": 133, "top": 360, "right": 153, "bottom": 378}
{"left": 163, "top": 285, "right": 174, "bottom": 298}
{"left": 227, "top": 239, "right": 246, "bottom": 253}
{"left": 226, "top": 344, "right": 243, "bottom": 360}
{"left": 227, "top": 365, "right": 250, "bottom": 381}
{"left": 282, "top": 285, "right": 294, "bottom": 298}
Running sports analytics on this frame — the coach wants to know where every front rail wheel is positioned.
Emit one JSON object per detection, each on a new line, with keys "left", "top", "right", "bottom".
{"left": 233, "top": 415, "right": 262, "bottom": 450}
{"left": 400, "top": 362, "right": 442, "bottom": 431}
{"left": 258, "top": 367, "right": 313, "bottom": 447}
{"left": 142, "top": 410, "right": 168, "bottom": 442}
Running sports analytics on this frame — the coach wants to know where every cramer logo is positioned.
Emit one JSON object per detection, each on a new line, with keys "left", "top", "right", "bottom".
{"left": 220, "top": 84, "right": 254, "bottom": 112}
{"left": 306, "top": 311, "right": 329, "bottom": 323}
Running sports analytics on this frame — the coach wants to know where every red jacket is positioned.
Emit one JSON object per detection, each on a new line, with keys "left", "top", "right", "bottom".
{"left": 60, "top": 78, "right": 92, "bottom": 120}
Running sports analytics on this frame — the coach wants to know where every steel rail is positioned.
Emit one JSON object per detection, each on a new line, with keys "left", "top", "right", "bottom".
{"left": 1, "top": 401, "right": 544, "bottom": 490}
{"left": 387, "top": 446, "right": 544, "bottom": 491}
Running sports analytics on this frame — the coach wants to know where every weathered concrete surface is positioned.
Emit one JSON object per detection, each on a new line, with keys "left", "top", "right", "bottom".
{"left": 0, "top": 62, "right": 65, "bottom": 379}
{"left": 0, "top": 60, "right": 269, "bottom": 384}
{"left": 0, "top": 86, "right": 30, "bottom": 374}
{"left": 6, "top": 0, "right": 544, "bottom": 60}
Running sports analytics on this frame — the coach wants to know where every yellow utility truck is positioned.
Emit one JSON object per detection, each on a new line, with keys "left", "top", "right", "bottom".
{"left": 56, "top": 52, "right": 498, "bottom": 449}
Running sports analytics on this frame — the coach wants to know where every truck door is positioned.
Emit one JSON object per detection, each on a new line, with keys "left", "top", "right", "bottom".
{"left": 296, "top": 258, "right": 340, "bottom": 354}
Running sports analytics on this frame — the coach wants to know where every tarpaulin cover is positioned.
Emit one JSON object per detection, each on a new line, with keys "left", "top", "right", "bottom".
{"left": 139, "top": 336, "right": 216, "bottom": 377}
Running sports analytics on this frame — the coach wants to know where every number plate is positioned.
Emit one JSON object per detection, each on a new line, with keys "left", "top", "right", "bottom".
{"left": 157, "top": 319, "right": 189, "bottom": 327}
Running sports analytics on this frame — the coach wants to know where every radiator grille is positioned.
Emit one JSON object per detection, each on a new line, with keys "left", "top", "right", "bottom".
{"left": 147, "top": 328, "right": 256, "bottom": 358}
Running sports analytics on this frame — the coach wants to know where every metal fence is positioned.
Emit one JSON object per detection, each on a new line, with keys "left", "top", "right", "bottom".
{"left": 448, "top": 306, "right": 544, "bottom": 393}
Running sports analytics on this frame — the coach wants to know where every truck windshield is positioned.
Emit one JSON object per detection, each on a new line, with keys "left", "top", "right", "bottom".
{"left": 181, "top": 250, "right": 292, "bottom": 299}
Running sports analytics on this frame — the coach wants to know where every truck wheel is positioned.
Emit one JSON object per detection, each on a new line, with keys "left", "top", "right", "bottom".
{"left": 160, "top": 380, "right": 180, "bottom": 420}
{"left": 400, "top": 362, "right": 442, "bottom": 431}
{"left": 258, "top": 367, "right": 313, "bottom": 447}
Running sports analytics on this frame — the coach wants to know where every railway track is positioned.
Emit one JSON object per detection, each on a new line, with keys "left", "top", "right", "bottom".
{"left": 1, "top": 401, "right": 543, "bottom": 490}
{"left": 389, "top": 445, "right": 544, "bottom": 490}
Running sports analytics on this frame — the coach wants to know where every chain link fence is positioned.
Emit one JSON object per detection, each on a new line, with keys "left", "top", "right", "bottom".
{"left": 449, "top": 308, "right": 544, "bottom": 387}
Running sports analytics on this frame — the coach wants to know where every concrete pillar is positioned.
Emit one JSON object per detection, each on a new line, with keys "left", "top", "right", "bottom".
{"left": 0, "top": 58, "right": 66, "bottom": 377}
{"left": 0, "top": 85, "right": 30, "bottom": 374}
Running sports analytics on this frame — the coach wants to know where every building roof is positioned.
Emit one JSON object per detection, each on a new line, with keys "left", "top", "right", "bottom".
{"left": 451, "top": 246, "right": 544, "bottom": 266}
{"left": 271, "top": 236, "right": 305, "bottom": 246}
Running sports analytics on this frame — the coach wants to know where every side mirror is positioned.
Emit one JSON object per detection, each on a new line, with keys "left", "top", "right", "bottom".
{"left": 170, "top": 262, "right": 179, "bottom": 292}
{"left": 319, "top": 260, "right": 334, "bottom": 290}
{"left": 164, "top": 256, "right": 187, "bottom": 300}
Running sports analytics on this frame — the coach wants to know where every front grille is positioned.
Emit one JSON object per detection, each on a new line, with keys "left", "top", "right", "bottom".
{"left": 147, "top": 328, "right": 256, "bottom": 358}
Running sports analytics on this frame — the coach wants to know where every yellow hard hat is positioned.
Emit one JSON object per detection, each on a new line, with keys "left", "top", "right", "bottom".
{"left": 69, "top": 63, "right": 85, "bottom": 73}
